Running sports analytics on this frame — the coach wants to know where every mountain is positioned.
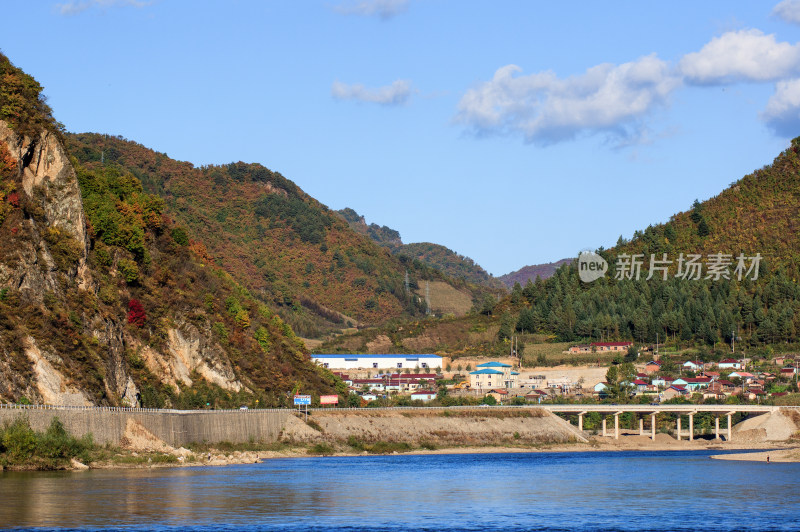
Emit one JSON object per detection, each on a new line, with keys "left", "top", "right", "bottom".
{"left": 337, "top": 207, "right": 402, "bottom": 248}
{"left": 505, "top": 139, "right": 800, "bottom": 348}
{"left": 65, "top": 136, "right": 490, "bottom": 335}
{"left": 0, "top": 52, "right": 340, "bottom": 407}
{"left": 610, "top": 142, "right": 800, "bottom": 279}
{"left": 337, "top": 207, "right": 505, "bottom": 291}
{"left": 498, "top": 259, "right": 572, "bottom": 289}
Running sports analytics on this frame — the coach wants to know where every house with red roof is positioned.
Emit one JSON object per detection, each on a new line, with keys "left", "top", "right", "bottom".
{"left": 662, "top": 385, "right": 689, "bottom": 400}
{"left": 684, "top": 377, "right": 712, "bottom": 391}
{"left": 645, "top": 361, "right": 662, "bottom": 374}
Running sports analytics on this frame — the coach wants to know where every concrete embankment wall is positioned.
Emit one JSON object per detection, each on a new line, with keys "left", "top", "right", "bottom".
{"left": 0, "top": 407, "right": 290, "bottom": 447}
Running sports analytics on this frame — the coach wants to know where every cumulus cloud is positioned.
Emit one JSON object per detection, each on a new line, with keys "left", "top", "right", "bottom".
{"left": 680, "top": 29, "right": 800, "bottom": 84}
{"left": 773, "top": 0, "right": 800, "bottom": 25}
{"left": 454, "top": 54, "right": 679, "bottom": 145}
{"left": 332, "top": 0, "right": 409, "bottom": 19}
{"left": 55, "top": 0, "right": 149, "bottom": 16}
{"left": 331, "top": 80, "right": 412, "bottom": 105}
{"left": 761, "top": 78, "right": 800, "bottom": 136}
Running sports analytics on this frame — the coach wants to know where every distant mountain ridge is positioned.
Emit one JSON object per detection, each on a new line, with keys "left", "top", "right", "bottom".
{"left": 337, "top": 208, "right": 505, "bottom": 290}
{"left": 498, "top": 259, "right": 572, "bottom": 289}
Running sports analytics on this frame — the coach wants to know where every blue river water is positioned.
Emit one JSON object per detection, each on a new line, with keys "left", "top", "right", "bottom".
{"left": 1, "top": 450, "right": 798, "bottom": 531}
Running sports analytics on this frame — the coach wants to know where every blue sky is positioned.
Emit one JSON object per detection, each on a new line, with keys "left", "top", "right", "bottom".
{"left": 4, "top": 1, "right": 800, "bottom": 276}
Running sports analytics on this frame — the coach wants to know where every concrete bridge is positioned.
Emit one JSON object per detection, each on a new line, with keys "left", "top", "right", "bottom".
{"left": 539, "top": 404, "right": 786, "bottom": 441}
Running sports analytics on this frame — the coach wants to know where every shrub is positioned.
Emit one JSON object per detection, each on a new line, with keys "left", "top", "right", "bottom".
{"left": 171, "top": 227, "right": 189, "bottom": 246}
{"left": 117, "top": 258, "right": 139, "bottom": 284}
{"left": 1, "top": 417, "right": 37, "bottom": 462}
{"left": 307, "top": 443, "right": 334, "bottom": 455}
{"left": 44, "top": 228, "right": 83, "bottom": 271}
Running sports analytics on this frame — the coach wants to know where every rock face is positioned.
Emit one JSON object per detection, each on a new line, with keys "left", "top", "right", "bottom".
{"left": 0, "top": 122, "right": 89, "bottom": 301}
{"left": 0, "top": 121, "right": 249, "bottom": 406}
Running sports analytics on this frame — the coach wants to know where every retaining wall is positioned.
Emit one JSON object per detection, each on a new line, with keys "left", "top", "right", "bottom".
{"left": 0, "top": 406, "right": 290, "bottom": 447}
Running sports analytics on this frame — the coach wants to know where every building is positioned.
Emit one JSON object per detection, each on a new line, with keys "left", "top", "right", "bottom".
{"left": 645, "top": 361, "right": 662, "bottom": 374}
{"left": 684, "top": 377, "right": 712, "bottom": 391}
{"left": 487, "top": 389, "right": 509, "bottom": 403}
{"left": 312, "top": 354, "right": 443, "bottom": 370}
{"left": 567, "top": 341, "right": 633, "bottom": 354}
{"left": 469, "top": 361, "right": 519, "bottom": 389}
{"left": 718, "top": 358, "right": 742, "bottom": 370}
{"left": 410, "top": 390, "right": 437, "bottom": 402}
{"left": 662, "top": 385, "right": 688, "bottom": 400}
{"left": 683, "top": 360, "right": 704, "bottom": 372}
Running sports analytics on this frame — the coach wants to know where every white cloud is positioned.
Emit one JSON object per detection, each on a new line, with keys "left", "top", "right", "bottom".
{"left": 331, "top": 80, "right": 412, "bottom": 105}
{"left": 773, "top": 0, "right": 800, "bottom": 25}
{"left": 332, "top": 0, "right": 409, "bottom": 19}
{"left": 680, "top": 29, "right": 800, "bottom": 84}
{"left": 454, "top": 54, "right": 679, "bottom": 145}
{"left": 761, "top": 78, "right": 800, "bottom": 136}
{"left": 55, "top": 0, "right": 149, "bottom": 16}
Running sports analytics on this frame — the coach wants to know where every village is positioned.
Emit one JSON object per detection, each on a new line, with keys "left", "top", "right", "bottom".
{"left": 312, "top": 342, "right": 800, "bottom": 406}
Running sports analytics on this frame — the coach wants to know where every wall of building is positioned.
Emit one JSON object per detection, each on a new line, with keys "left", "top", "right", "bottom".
{"left": 0, "top": 407, "right": 290, "bottom": 447}
{"left": 313, "top": 355, "right": 442, "bottom": 370}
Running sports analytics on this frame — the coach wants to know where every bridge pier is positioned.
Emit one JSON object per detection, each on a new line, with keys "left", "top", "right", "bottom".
{"left": 639, "top": 416, "right": 644, "bottom": 436}
{"left": 727, "top": 412, "right": 735, "bottom": 441}
{"left": 688, "top": 412, "right": 694, "bottom": 441}
{"left": 651, "top": 412, "right": 656, "bottom": 440}
{"left": 602, "top": 416, "right": 607, "bottom": 437}
{"left": 676, "top": 415, "right": 681, "bottom": 441}
{"left": 614, "top": 412, "right": 620, "bottom": 440}
{"left": 578, "top": 411, "right": 586, "bottom": 432}
{"left": 715, "top": 415, "right": 720, "bottom": 440}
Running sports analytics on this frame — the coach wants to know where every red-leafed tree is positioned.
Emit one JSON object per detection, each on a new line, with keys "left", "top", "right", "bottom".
{"left": 127, "top": 299, "right": 146, "bottom": 327}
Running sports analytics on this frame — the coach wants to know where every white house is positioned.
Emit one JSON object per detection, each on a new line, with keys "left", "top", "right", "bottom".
{"left": 718, "top": 358, "right": 742, "bottom": 370}
{"left": 683, "top": 360, "right": 704, "bottom": 372}
{"left": 469, "top": 362, "right": 519, "bottom": 389}
{"left": 312, "top": 354, "right": 443, "bottom": 370}
{"left": 410, "top": 390, "right": 437, "bottom": 402}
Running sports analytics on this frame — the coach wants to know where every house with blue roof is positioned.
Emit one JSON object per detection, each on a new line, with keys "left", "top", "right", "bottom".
{"left": 469, "top": 361, "right": 519, "bottom": 389}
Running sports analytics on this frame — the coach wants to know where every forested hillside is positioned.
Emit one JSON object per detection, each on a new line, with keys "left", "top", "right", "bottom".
{"left": 510, "top": 140, "right": 800, "bottom": 349}
{"left": 66, "top": 136, "right": 483, "bottom": 335}
{"left": 0, "top": 52, "right": 340, "bottom": 407}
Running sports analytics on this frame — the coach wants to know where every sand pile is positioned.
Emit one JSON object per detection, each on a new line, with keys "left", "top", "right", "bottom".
{"left": 733, "top": 409, "right": 800, "bottom": 443}
{"left": 280, "top": 408, "right": 588, "bottom": 446}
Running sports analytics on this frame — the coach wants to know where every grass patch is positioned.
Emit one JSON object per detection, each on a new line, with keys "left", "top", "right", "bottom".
{"left": 186, "top": 440, "right": 288, "bottom": 454}
{"left": 307, "top": 443, "right": 335, "bottom": 455}
{"left": 367, "top": 441, "right": 411, "bottom": 454}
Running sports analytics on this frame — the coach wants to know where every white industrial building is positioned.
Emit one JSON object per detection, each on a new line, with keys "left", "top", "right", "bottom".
{"left": 312, "top": 354, "right": 443, "bottom": 371}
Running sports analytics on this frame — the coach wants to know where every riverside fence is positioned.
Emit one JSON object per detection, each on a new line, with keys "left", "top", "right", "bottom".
{"left": 0, "top": 403, "right": 794, "bottom": 446}
{"left": 0, "top": 404, "right": 290, "bottom": 447}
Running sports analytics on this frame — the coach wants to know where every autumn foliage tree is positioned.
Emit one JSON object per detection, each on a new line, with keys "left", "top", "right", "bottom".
{"left": 127, "top": 299, "right": 146, "bottom": 327}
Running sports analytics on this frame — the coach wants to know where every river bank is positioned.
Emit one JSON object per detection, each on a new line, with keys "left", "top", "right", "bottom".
{"left": 65, "top": 434, "right": 800, "bottom": 471}
{"left": 3, "top": 407, "right": 799, "bottom": 471}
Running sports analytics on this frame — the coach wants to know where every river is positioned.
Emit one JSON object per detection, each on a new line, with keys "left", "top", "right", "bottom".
{"left": 1, "top": 450, "right": 797, "bottom": 531}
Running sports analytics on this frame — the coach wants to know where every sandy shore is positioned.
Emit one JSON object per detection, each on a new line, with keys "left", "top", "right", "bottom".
{"left": 710, "top": 448, "right": 800, "bottom": 462}
{"left": 82, "top": 432, "right": 796, "bottom": 470}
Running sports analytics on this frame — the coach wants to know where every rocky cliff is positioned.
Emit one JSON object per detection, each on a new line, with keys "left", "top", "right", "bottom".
{"left": 0, "top": 53, "right": 339, "bottom": 407}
